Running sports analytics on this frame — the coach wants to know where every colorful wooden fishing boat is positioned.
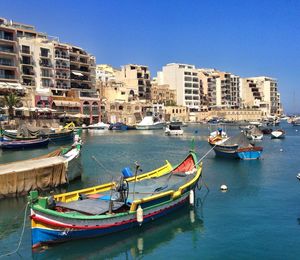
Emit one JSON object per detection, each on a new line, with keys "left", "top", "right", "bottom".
{"left": 208, "top": 128, "right": 228, "bottom": 145}
{"left": 29, "top": 150, "right": 202, "bottom": 248}
{"left": 0, "top": 138, "right": 49, "bottom": 150}
{"left": 213, "top": 133, "right": 263, "bottom": 160}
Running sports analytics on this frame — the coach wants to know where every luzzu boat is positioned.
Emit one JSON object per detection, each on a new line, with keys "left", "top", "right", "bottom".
{"left": 213, "top": 133, "right": 263, "bottom": 160}
{"left": 29, "top": 150, "right": 202, "bottom": 248}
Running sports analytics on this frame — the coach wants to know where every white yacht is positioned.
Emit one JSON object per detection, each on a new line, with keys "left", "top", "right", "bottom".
{"left": 136, "top": 116, "right": 165, "bottom": 130}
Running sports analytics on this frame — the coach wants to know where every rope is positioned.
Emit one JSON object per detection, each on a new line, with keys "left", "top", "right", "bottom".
{"left": 0, "top": 202, "right": 29, "bottom": 258}
{"left": 195, "top": 144, "right": 216, "bottom": 166}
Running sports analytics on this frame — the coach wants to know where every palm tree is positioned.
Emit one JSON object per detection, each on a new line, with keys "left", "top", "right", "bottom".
{"left": 2, "top": 93, "right": 21, "bottom": 120}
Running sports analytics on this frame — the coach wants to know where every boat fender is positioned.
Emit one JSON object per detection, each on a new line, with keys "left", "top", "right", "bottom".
{"left": 189, "top": 190, "right": 194, "bottom": 206}
{"left": 137, "top": 205, "right": 143, "bottom": 225}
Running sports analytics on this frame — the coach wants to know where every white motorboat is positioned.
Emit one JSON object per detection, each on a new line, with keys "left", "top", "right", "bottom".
{"left": 88, "top": 122, "right": 110, "bottom": 130}
{"left": 165, "top": 124, "right": 183, "bottom": 136}
{"left": 136, "top": 116, "right": 165, "bottom": 130}
{"left": 271, "top": 129, "right": 285, "bottom": 139}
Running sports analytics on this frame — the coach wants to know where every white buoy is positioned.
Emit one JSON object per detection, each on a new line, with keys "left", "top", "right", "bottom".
{"left": 280, "top": 148, "right": 283, "bottom": 152}
{"left": 296, "top": 129, "right": 298, "bottom": 132}
{"left": 220, "top": 184, "right": 228, "bottom": 192}
{"left": 189, "top": 190, "right": 195, "bottom": 206}
{"left": 136, "top": 205, "right": 143, "bottom": 225}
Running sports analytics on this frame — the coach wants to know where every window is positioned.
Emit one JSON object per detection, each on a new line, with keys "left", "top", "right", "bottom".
{"left": 121, "top": 91, "right": 125, "bottom": 95}
{"left": 40, "top": 48, "right": 49, "bottom": 57}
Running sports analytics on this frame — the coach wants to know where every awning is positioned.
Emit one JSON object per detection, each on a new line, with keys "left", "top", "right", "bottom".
{"left": 53, "top": 101, "right": 81, "bottom": 107}
{"left": 13, "top": 106, "right": 29, "bottom": 111}
{"left": 0, "top": 83, "right": 25, "bottom": 90}
{"left": 72, "top": 72, "right": 84, "bottom": 76}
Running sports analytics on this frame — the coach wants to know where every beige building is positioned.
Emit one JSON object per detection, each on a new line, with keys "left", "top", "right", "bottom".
{"left": 115, "top": 64, "right": 151, "bottom": 100}
{"left": 164, "top": 105, "right": 188, "bottom": 122}
{"left": 198, "top": 69, "right": 240, "bottom": 109}
{"left": 240, "top": 76, "right": 282, "bottom": 116}
{"left": 150, "top": 83, "right": 176, "bottom": 105}
{"left": 0, "top": 17, "right": 100, "bottom": 124}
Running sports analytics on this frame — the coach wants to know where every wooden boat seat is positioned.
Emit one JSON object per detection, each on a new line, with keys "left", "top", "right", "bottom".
{"left": 56, "top": 199, "right": 124, "bottom": 215}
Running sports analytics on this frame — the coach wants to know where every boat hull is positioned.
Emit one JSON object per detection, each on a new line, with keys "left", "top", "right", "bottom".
{"left": 136, "top": 123, "right": 165, "bottom": 130}
{"left": 236, "top": 150, "right": 262, "bottom": 160}
{"left": 31, "top": 193, "right": 190, "bottom": 248}
{"left": 1, "top": 138, "right": 49, "bottom": 150}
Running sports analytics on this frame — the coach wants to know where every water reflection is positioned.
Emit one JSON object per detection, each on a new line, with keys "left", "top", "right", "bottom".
{"left": 32, "top": 206, "right": 204, "bottom": 259}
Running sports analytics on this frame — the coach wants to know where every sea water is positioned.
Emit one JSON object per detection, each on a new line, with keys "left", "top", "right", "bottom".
{"left": 0, "top": 123, "right": 300, "bottom": 259}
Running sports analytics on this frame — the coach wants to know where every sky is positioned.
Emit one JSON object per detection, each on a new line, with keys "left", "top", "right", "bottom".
{"left": 0, "top": 0, "right": 299, "bottom": 113}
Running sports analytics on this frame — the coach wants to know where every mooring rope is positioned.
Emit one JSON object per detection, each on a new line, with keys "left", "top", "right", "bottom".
{"left": 0, "top": 202, "right": 29, "bottom": 258}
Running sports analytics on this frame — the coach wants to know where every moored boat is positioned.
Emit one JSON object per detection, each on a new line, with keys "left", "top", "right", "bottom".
{"left": 165, "top": 124, "right": 183, "bottom": 136}
{"left": 88, "top": 122, "right": 110, "bottom": 130}
{"left": 213, "top": 133, "right": 263, "bottom": 160}
{"left": 271, "top": 129, "right": 285, "bottom": 139}
{"left": 0, "top": 138, "right": 49, "bottom": 150}
{"left": 108, "top": 122, "right": 136, "bottom": 131}
{"left": 0, "top": 134, "right": 82, "bottom": 199}
{"left": 136, "top": 116, "right": 165, "bottom": 130}
{"left": 208, "top": 128, "right": 228, "bottom": 145}
{"left": 28, "top": 150, "right": 202, "bottom": 248}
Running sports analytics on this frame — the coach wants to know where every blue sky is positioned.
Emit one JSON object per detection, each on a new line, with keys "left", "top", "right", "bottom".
{"left": 1, "top": 0, "right": 299, "bottom": 113}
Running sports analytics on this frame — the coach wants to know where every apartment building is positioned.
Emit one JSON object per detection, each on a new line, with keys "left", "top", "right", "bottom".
{"left": 198, "top": 69, "right": 240, "bottom": 110}
{"left": 157, "top": 63, "right": 201, "bottom": 111}
{"left": 115, "top": 64, "right": 151, "bottom": 100}
{"left": 240, "top": 77, "right": 282, "bottom": 116}
{"left": 0, "top": 17, "right": 100, "bottom": 124}
{"left": 150, "top": 83, "right": 176, "bottom": 105}
{"left": 96, "top": 64, "right": 118, "bottom": 82}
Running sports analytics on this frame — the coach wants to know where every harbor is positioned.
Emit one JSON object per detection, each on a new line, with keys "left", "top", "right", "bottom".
{"left": 0, "top": 122, "right": 300, "bottom": 259}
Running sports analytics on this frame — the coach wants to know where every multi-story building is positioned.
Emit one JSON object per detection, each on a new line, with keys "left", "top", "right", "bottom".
{"left": 115, "top": 64, "right": 151, "bottom": 100}
{"left": 198, "top": 69, "right": 240, "bottom": 110}
{"left": 0, "top": 17, "right": 100, "bottom": 124}
{"left": 240, "top": 76, "right": 282, "bottom": 116}
{"left": 157, "top": 63, "right": 201, "bottom": 111}
{"left": 96, "top": 64, "right": 118, "bottom": 83}
{"left": 150, "top": 83, "right": 176, "bottom": 105}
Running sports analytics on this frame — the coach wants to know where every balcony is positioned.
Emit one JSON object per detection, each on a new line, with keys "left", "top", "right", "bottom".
{"left": 41, "top": 73, "right": 53, "bottom": 78}
{"left": 0, "top": 74, "right": 16, "bottom": 80}
{"left": 0, "top": 47, "right": 16, "bottom": 55}
{"left": 22, "top": 70, "right": 35, "bottom": 77}
{"left": 56, "top": 65, "right": 69, "bottom": 70}
{"left": 0, "top": 35, "right": 14, "bottom": 42}
{"left": 55, "top": 54, "right": 69, "bottom": 60}
{"left": 40, "top": 61, "right": 53, "bottom": 68}
{"left": 55, "top": 74, "right": 69, "bottom": 80}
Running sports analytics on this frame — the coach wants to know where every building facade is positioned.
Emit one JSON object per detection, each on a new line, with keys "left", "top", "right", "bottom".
{"left": 240, "top": 76, "right": 282, "bottom": 116}
{"left": 115, "top": 64, "right": 151, "bottom": 100}
{"left": 0, "top": 17, "right": 100, "bottom": 124}
{"left": 157, "top": 63, "right": 202, "bottom": 111}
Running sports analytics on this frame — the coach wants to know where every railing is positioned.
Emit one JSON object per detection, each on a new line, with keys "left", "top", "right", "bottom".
{"left": 55, "top": 54, "right": 69, "bottom": 59}
{"left": 0, "top": 35, "right": 14, "bottom": 41}
{"left": 0, "top": 48, "right": 15, "bottom": 53}
{"left": 0, "top": 61, "right": 15, "bottom": 66}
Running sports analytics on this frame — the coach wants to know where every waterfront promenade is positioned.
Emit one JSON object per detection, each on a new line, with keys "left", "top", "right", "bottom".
{"left": 0, "top": 123, "right": 300, "bottom": 258}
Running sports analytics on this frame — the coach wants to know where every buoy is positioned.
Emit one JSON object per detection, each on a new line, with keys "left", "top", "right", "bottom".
{"left": 136, "top": 205, "right": 143, "bottom": 225}
{"left": 280, "top": 148, "right": 283, "bottom": 152}
{"left": 220, "top": 184, "right": 228, "bottom": 192}
{"left": 189, "top": 190, "right": 195, "bottom": 206}
{"left": 296, "top": 129, "right": 298, "bottom": 132}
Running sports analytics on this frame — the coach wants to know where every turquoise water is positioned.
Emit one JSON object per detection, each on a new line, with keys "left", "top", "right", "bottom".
{"left": 1, "top": 123, "right": 300, "bottom": 259}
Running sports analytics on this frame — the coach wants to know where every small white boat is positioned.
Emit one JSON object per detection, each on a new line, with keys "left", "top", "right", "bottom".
{"left": 165, "top": 124, "right": 183, "bottom": 136}
{"left": 88, "top": 122, "right": 110, "bottom": 130}
{"left": 271, "top": 129, "right": 285, "bottom": 139}
{"left": 249, "top": 133, "right": 263, "bottom": 141}
{"left": 136, "top": 116, "right": 165, "bottom": 130}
